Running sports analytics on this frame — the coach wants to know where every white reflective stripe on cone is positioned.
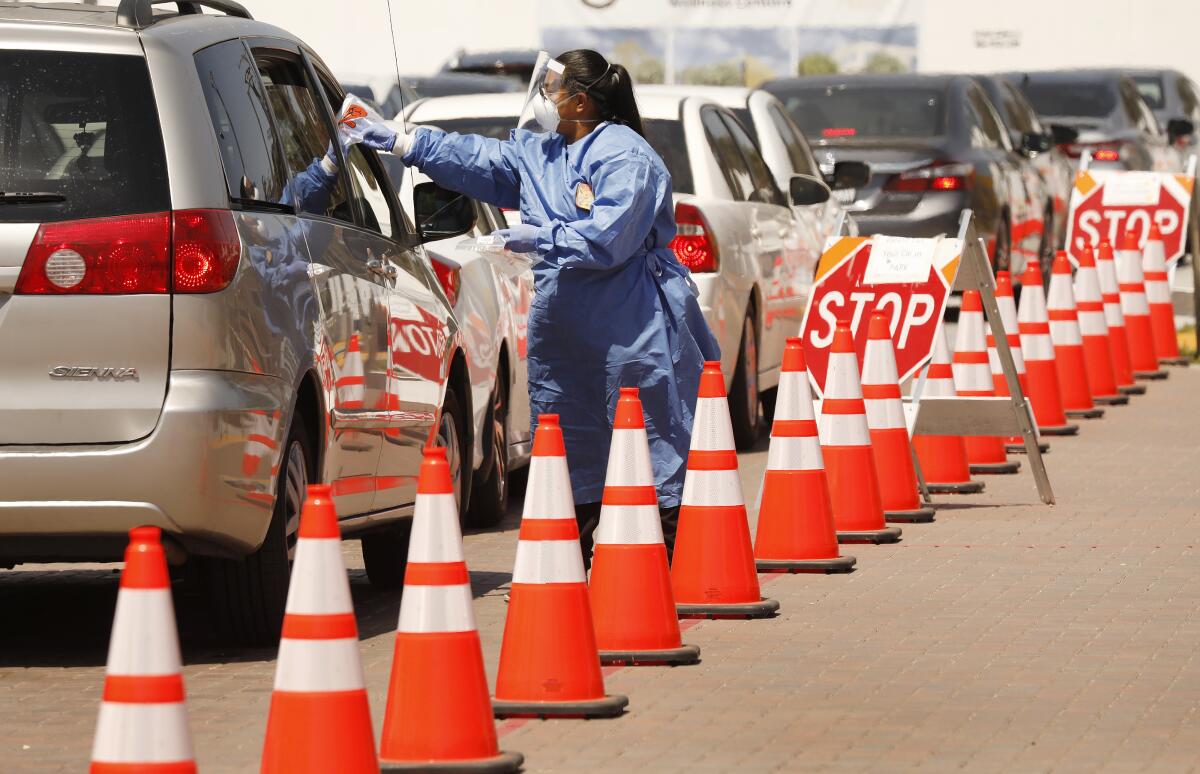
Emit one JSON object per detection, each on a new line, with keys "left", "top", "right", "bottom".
{"left": 274, "top": 638, "right": 366, "bottom": 691}
{"left": 604, "top": 428, "right": 655, "bottom": 486}
{"left": 1079, "top": 311, "right": 1109, "bottom": 336}
{"left": 690, "top": 397, "right": 737, "bottom": 451}
{"left": 953, "top": 363, "right": 992, "bottom": 392}
{"left": 998, "top": 296, "right": 1020, "bottom": 330}
{"left": 512, "top": 539, "right": 587, "bottom": 584}
{"left": 1103, "top": 301, "right": 1125, "bottom": 328}
{"left": 824, "top": 352, "right": 865, "bottom": 399}
{"left": 1018, "top": 288, "right": 1049, "bottom": 324}
{"left": 522, "top": 457, "right": 575, "bottom": 519}
{"left": 956, "top": 313, "right": 987, "bottom": 354}
{"left": 1021, "top": 333, "right": 1056, "bottom": 361}
{"left": 1120, "top": 292, "right": 1150, "bottom": 316}
{"left": 681, "top": 468, "right": 745, "bottom": 507}
{"left": 766, "top": 435, "right": 825, "bottom": 471}
{"left": 595, "top": 504, "right": 664, "bottom": 545}
{"left": 397, "top": 583, "right": 476, "bottom": 634}
{"left": 817, "top": 412, "right": 871, "bottom": 446}
{"left": 284, "top": 538, "right": 354, "bottom": 615}
{"left": 922, "top": 377, "right": 956, "bottom": 398}
{"left": 864, "top": 398, "right": 905, "bottom": 430}
{"left": 862, "top": 340, "right": 900, "bottom": 386}
{"left": 988, "top": 340, "right": 1027, "bottom": 376}
{"left": 775, "top": 372, "right": 816, "bottom": 421}
{"left": 1145, "top": 280, "right": 1171, "bottom": 303}
{"left": 105, "top": 588, "right": 182, "bottom": 675}
{"left": 92, "top": 702, "right": 193, "bottom": 763}
{"left": 1050, "top": 321, "right": 1083, "bottom": 346}
{"left": 409, "top": 492, "right": 466, "bottom": 563}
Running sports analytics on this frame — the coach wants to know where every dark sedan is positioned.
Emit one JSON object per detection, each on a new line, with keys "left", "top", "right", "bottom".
{"left": 763, "top": 74, "right": 1042, "bottom": 274}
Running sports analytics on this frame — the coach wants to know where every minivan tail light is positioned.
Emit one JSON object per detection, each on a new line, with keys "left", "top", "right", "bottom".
{"left": 885, "top": 162, "right": 973, "bottom": 193}
{"left": 16, "top": 212, "right": 171, "bottom": 295}
{"left": 15, "top": 209, "right": 241, "bottom": 295}
{"left": 172, "top": 209, "right": 241, "bottom": 293}
{"left": 671, "top": 202, "right": 719, "bottom": 273}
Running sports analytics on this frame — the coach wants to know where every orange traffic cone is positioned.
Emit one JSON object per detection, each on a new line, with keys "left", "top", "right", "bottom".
{"left": 262, "top": 486, "right": 377, "bottom": 774}
{"left": 378, "top": 448, "right": 522, "bottom": 772}
{"left": 337, "top": 334, "right": 366, "bottom": 408}
{"left": 590, "top": 388, "right": 701, "bottom": 665}
{"left": 1048, "top": 251, "right": 1104, "bottom": 419}
{"left": 1096, "top": 240, "right": 1145, "bottom": 395}
{"left": 990, "top": 271, "right": 1049, "bottom": 455}
{"left": 1019, "top": 262, "right": 1079, "bottom": 436}
{"left": 493, "top": 415, "right": 628, "bottom": 718}
{"left": 753, "top": 338, "right": 858, "bottom": 572}
{"left": 1142, "top": 225, "right": 1187, "bottom": 365}
{"left": 955, "top": 291, "right": 1020, "bottom": 475}
{"left": 90, "top": 527, "right": 195, "bottom": 774}
{"left": 913, "top": 326, "right": 985, "bottom": 494}
{"left": 673, "top": 363, "right": 781, "bottom": 616}
{"left": 819, "top": 323, "right": 902, "bottom": 544}
{"left": 1074, "top": 245, "right": 1128, "bottom": 406}
{"left": 1115, "top": 229, "right": 1168, "bottom": 380}
{"left": 861, "top": 314, "right": 935, "bottom": 521}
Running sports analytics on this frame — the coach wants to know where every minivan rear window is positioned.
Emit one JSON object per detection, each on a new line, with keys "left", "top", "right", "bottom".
{"left": 0, "top": 51, "right": 169, "bottom": 223}
{"left": 776, "top": 86, "right": 947, "bottom": 139}
{"left": 1021, "top": 81, "right": 1116, "bottom": 118}
{"left": 1133, "top": 76, "right": 1166, "bottom": 110}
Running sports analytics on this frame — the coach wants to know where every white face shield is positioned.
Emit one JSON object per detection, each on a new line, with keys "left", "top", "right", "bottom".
{"left": 519, "top": 51, "right": 567, "bottom": 132}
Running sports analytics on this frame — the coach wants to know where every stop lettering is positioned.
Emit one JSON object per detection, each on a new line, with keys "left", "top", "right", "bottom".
{"left": 799, "top": 240, "right": 953, "bottom": 396}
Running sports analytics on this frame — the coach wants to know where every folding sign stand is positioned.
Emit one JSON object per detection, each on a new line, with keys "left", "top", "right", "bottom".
{"left": 908, "top": 210, "right": 1055, "bottom": 505}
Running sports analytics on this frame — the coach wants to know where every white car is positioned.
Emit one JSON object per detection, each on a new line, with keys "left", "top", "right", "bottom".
{"left": 402, "top": 93, "right": 832, "bottom": 449}
{"left": 638, "top": 85, "right": 866, "bottom": 242}
{"left": 395, "top": 165, "right": 533, "bottom": 525}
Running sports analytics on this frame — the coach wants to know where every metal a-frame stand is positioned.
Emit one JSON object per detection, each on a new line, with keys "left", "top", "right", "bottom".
{"left": 908, "top": 210, "right": 1055, "bottom": 505}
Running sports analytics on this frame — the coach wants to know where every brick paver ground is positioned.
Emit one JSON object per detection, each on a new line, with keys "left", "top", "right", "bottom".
{"left": 2, "top": 369, "right": 1199, "bottom": 772}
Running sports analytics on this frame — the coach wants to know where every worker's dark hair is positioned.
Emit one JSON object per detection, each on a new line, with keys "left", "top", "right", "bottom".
{"left": 557, "top": 49, "right": 645, "bottom": 137}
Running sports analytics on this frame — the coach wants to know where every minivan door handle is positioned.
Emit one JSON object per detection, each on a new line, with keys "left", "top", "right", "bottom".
{"left": 367, "top": 258, "right": 387, "bottom": 277}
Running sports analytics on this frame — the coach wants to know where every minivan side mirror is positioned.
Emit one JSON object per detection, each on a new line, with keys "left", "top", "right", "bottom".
{"left": 829, "top": 161, "right": 871, "bottom": 191}
{"left": 414, "top": 181, "right": 475, "bottom": 243}
{"left": 1021, "top": 131, "right": 1052, "bottom": 154}
{"left": 1167, "top": 117, "right": 1195, "bottom": 143}
{"left": 1048, "top": 123, "right": 1079, "bottom": 146}
{"left": 789, "top": 174, "right": 831, "bottom": 207}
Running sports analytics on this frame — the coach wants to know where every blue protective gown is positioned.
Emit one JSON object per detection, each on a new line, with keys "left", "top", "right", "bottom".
{"left": 404, "top": 122, "right": 719, "bottom": 507}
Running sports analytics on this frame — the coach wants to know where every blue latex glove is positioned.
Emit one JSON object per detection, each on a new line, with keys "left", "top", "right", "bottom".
{"left": 361, "top": 124, "right": 398, "bottom": 153}
{"left": 494, "top": 224, "right": 540, "bottom": 254}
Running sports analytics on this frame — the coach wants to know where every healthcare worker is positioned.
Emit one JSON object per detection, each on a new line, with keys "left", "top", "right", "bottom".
{"left": 350, "top": 49, "right": 718, "bottom": 565}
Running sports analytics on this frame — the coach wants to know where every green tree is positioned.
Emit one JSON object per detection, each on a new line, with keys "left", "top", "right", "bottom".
{"left": 864, "top": 52, "right": 907, "bottom": 74}
{"left": 612, "top": 40, "right": 666, "bottom": 85}
{"left": 798, "top": 52, "right": 838, "bottom": 76}
{"left": 679, "top": 61, "right": 744, "bottom": 87}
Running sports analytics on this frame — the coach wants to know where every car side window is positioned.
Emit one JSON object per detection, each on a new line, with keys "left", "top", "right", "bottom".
{"left": 1118, "top": 82, "right": 1144, "bottom": 128}
{"left": 700, "top": 107, "right": 750, "bottom": 201}
{"left": 1179, "top": 79, "right": 1200, "bottom": 123}
{"left": 967, "top": 87, "right": 1007, "bottom": 150}
{"left": 767, "top": 104, "right": 817, "bottom": 177}
{"left": 1005, "top": 84, "right": 1045, "bottom": 134}
{"left": 195, "top": 40, "right": 290, "bottom": 208}
{"left": 723, "top": 113, "right": 787, "bottom": 207}
{"left": 343, "top": 146, "right": 401, "bottom": 238}
{"left": 1136, "top": 96, "right": 1161, "bottom": 136}
{"left": 252, "top": 50, "right": 352, "bottom": 223}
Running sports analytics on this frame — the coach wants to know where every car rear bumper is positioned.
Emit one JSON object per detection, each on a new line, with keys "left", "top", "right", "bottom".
{"left": 0, "top": 370, "right": 292, "bottom": 564}
{"left": 852, "top": 201, "right": 964, "bottom": 242}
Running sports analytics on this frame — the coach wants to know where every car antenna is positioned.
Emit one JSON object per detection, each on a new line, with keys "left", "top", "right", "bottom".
{"left": 384, "top": 0, "right": 409, "bottom": 131}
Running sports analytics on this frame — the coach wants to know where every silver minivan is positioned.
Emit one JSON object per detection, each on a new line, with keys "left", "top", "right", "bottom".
{"left": 0, "top": 0, "right": 482, "bottom": 643}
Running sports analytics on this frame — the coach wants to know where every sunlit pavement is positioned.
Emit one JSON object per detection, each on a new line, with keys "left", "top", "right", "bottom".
{"left": 3, "top": 368, "right": 1200, "bottom": 772}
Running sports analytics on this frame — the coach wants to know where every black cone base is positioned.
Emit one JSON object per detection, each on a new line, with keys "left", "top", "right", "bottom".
{"left": 884, "top": 506, "right": 936, "bottom": 523}
{"left": 598, "top": 643, "right": 701, "bottom": 666}
{"left": 1119, "top": 384, "right": 1147, "bottom": 395}
{"left": 970, "top": 461, "right": 1021, "bottom": 475}
{"left": 493, "top": 694, "right": 628, "bottom": 719}
{"left": 1007, "top": 441, "right": 1050, "bottom": 454}
{"left": 382, "top": 751, "right": 525, "bottom": 773}
{"left": 756, "top": 554, "right": 857, "bottom": 573}
{"left": 926, "top": 480, "right": 985, "bottom": 495}
{"left": 1094, "top": 394, "right": 1129, "bottom": 405}
{"left": 677, "top": 597, "right": 780, "bottom": 619}
{"left": 1039, "top": 423, "right": 1079, "bottom": 436}
{"left": 837, "top": 526, "right": 902, "bottom": 544}
{"left": 1135, "top": 369, "right": 1168, "bottom": 380}
{"left": 1065, "top": 407, "right": 1104, "bottom": 419}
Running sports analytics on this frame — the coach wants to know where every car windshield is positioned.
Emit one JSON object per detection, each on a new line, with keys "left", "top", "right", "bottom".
{"left": 1022, "top": 81, "right": 1116, "bottom": 118}
{"left": 1133, "top": 76, "right": 1166, "bottom": 110}
{"left": 415, "top": 116, "right": 695, "bottom": 194}
{"left": 0, "top": 50, "right": 169, "bottom": 223}
{"left": 775, "top": 85, "right": 947, "bottom": 139}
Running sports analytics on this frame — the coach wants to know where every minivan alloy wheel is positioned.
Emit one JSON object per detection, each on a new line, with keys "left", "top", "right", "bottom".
{"left": 282, "top": 440, "right": 307, "bottom": 562}
{"left": 438, "top": 409, "right": 464, "bottom": 511}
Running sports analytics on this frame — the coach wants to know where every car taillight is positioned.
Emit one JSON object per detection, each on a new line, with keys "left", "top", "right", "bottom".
{"left": 16, "top": 212, "right": 171, "bottom": 295}
{"left": 172, "top": 209, "right": 241, "bottom": 293}
{"left": 1062, "top": 141, "right": 1122, "bottom": 162}
{"left": 822, "top": 127, "right": 857, "bottom": 138}
{"left": 432, "top": 259, "right": 460, "bottom": 305}
{"left": 15, "top": 209, "right": 241, "bottom": 295}
{"left": 1092, "top": 146, "right": 1121, "bottom": 162}
{"left": 670, "top": 202, "right": 719, "bottom": 273}
{"left": 885, "top": 162, "right": 973, "bottom": 193}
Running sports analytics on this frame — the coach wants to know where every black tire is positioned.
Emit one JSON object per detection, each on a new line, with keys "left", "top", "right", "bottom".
{"left": 728, "top": 307, "right": 761, "bottom": 451}
{"left": 1038, "top": 204, "right": 1055, "bottom": 273}
{"left": 361, "top": 519, "right": 412, "bottom": 590}
{"left": 199, "top": 411, "right": 310, "bottom": 647}
{"left": 435, "top": 386, "right": 471, "bottom": 525}
{"left": 466, "top": 372, "right": 509, "bottom": 528}
{"left": 760, "top": 386, "right": 778, "bottom": 427}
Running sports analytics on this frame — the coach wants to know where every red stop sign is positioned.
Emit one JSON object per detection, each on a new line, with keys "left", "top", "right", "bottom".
{"left": 799, "top": 238, "right": 954, "bottom": 397}
{"left": 1065, "top": 170, "right": 1193, "bottom": 265}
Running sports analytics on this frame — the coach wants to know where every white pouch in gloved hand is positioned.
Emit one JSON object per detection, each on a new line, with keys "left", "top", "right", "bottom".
{"left": 335, "top": 94, "right": 408, "bottom": 154}
{"left": 456, "top": 236, "right": 536, "bottom": 279}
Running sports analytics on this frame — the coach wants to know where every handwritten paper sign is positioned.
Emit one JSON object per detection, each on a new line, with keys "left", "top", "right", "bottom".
{"left": 863, "top": 236, "right": 937, "bottom": 285}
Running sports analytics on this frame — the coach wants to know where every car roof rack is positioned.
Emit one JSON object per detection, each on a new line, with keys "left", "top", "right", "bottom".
{"left": 115, "top": 0, "right": 252, "bottom": 30}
